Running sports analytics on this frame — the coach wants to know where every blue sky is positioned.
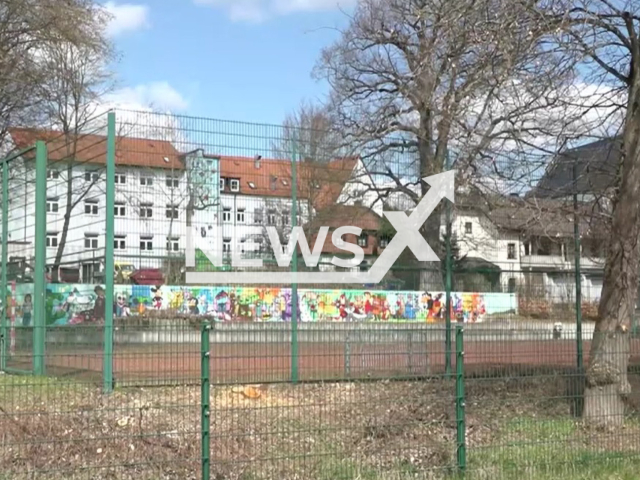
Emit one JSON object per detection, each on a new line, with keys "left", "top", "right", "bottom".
{"left": 102, "top": 1, "right": 354, "bottom": 126}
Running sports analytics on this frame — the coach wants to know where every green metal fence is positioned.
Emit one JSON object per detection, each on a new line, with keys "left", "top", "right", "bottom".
{"left": 0, "top": 110, "right": 637, "bottom": 479}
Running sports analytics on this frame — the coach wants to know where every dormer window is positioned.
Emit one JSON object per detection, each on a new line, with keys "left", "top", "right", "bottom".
{"left": 230, "top": 179, "right": 240, "bottom": 192}
{"left": 219, "top": 178, "right": 225, "bottom": 191}
{"left": 270, "top": 176, "right": 278, "bottom": 191}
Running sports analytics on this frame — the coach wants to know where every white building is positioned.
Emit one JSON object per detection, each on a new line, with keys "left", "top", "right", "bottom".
{"left": 2, "top": 128, "right": 360, "bottom": 282}
{"left": 446, "top": 194, "right": 606, "bottom": 302}
{"left": 335, "top": 164, "right": 605, "bottom": 301}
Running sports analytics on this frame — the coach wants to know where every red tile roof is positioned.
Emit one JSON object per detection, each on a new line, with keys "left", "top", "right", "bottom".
{"left": 216, "top": 155, "right": 358, "bottom": 206}
{"left": 9, "top": 128, "right": 183, "bottom": 170}
{"left": 9, "top": 128, "right": 359, "bottom": 206}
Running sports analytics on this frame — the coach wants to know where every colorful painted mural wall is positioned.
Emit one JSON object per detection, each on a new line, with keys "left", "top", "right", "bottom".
{"left": 5, "top": 283, "right": 518, "bottom": 326}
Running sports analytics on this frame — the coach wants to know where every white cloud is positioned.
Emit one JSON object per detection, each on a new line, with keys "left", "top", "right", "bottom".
{"left": 272, "top": 0, "right": 356, "bottom": 14}
{"left": 79, "top": 82, "right": 191, "bottom": 143}
{"left": 194, "top": 0, "right": 355, "bottom": 22}
{"left": 105, "top": 81, "right": 190, "bottom": 112}
{"left": 103, "top": 2, "right": 150, "bottom": 36}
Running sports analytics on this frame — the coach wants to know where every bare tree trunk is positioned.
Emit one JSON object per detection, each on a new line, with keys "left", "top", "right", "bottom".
{"left": 583, "top": 80, "right": 640, "bottom": 425}
{"left": 184, "top": 197, "right": 194, "bottom": 279}
{"left": 51, "top": 162, "right": 74, "bottom": 283}
{"left": 418, "top": 119, "right": 445, "bottom": 291}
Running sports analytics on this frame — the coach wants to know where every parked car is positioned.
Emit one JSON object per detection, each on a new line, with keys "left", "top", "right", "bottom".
{"left": 129, "top": 268, "right": 164, "bottom": 285}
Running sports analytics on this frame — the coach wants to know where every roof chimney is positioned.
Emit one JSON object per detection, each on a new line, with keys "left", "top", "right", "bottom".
{"left": 254, "top": 154, "right": 261, "bottom": 169}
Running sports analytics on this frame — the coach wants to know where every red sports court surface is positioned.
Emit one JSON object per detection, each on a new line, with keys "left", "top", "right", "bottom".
{"left": 7, "top": 338, "right": 639, "bottom": 385}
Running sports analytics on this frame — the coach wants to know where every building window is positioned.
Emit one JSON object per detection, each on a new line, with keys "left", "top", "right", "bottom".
{"left": 465, "top": 222, "right": 472, "bottom": 234}
{"left": 379, "top": 237, "right": 389, "bottom": 248}
{"left": 237, "top": 208, "right": 245, "bottom": 224}
{"left": 114, "top": 172, "right": 126, "bottom": 184}
{"left": 222, "top": 207, "right": 232, "bottom": 223}
{"left": 85, "top": 170, "right": 99, "bottom": 182}
{"left": 165, "top": 205, "right": 179, "bottom": 219}
{"left": 267, "top": 210, "right": 277, "bottom": 225}
{"left": 166, "top": 237, "right": 179, "bottom": 252}
{"left": 46, "top": 198, "right": 59, "bottom": 213}
{"left": 46, "top": 170, "right": 59, "bottom": 180}
{"left": 358, "top": 233, "right": 368, "bottom": 247}
{"left": 254, "top": 208, "right": 263, "bottom": 224}
{"left": 140, "top": 203, "right": 153, "bottom": 218}
{"left": 140, "top": 236, "right": 153, "bottom": 251}
{"left": 507, "top": 277, "right": 517, "bottom": 293}
{"left": 223, "top": 238, "right": 231, "bottom": 253}
{"left": 282, "top": 211, "right": 290, "bottom": 226}
{"left": 140, "top": 176, "right": 153, "bottom": 186}
{"left": 84, "top": 234, "right": 98, "bottom": 249}
{"left": 165, "top": 174, "right": 180, "bottom": 188}
{"left": 230, "top": 179, "right": 240, "bottom": 192}
{"left": 46, "top": 233, "right": 58, "bottom": 248}
{"left": 219, "top": 178, "right": 225, "bottom": 191}
{"left": 114, "top": 235, "right": 126, "bottom": 250}
{"left": 85, "top": 200, "right": 98, "bottom": 215}
{"left": 508, "top": 243, "right": 517, "bottom": 260}
{"left": 114, "top": 202, "right": 126, "bottom": 217}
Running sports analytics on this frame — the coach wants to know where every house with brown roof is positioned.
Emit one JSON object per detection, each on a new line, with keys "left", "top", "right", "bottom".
{"left": 452, "top": 193, "right": 607, "bottom": 303}
{"left": 302, "top": 204, "right": 386, "bottom": 273}
{"left": 2, "top": 127, "right": 361, "bottom": 280}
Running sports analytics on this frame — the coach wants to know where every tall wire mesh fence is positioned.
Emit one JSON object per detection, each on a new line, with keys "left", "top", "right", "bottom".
{"left": 0, "top": 109, "right": 638, "bottom": 479}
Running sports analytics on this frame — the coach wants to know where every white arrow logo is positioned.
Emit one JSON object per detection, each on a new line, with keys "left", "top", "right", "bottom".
{"left": 186, "top": 170, "right": 455, "bottom": 284}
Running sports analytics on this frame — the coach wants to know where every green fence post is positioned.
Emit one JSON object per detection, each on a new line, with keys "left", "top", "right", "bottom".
{"left": 103, "top": 111, "right": 116, "bottom": 393}
{"left": 445, "top": 153, "right": 453, "bottom": 378}
{"left": 344, "top": 333, "right": 351, "bottom": 378}
{"left": 573, "top": 162, "right": 583, "bottom": 372}
{"left": 33, "top": 141, "right": 47, "bottom": 376}
{"left": 290, "top": 140, "right": 299, "bottom": 384}
{"left": 1, "top": 158, "right": 8, "bottom": 371}
{"left": 201, "top": 321, "right": 211, "bottom": 480}
{"left": 455, "top": 324, "right": 466, "bottom": 473}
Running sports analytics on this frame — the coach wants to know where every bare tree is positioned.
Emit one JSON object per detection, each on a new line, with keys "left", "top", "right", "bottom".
{"left": 0, "top": 0, "right": 110, "bottom": 143}
{"left": 530, "top": 0, "right": 640, "bottom": 426}
{"left": 275, "top": 101, "right": 344, "bottom": 163}
{"left": 257, "top": 198, "right": 290, "bottom": 259}
{"left": 272, "top": 101, "right": 359, "bottom": 231}
{"left": 37, "top": 36, "right": 114, "bottom": 282}
{"left": 313, "top": 0, "right": 571, "bottom": 288}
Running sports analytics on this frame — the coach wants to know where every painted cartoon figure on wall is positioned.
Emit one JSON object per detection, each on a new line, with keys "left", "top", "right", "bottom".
{"left": 215, "top": 290, "right": 231, "bottom": 321}
{"left": 151, "top": 286, "right": 163, "bottom": 309}
{"left": 187, "top": 291, "right": 199, "bottom": 314}
{"left": 21, "top": 294, "right": 32, "bottom": 326}
{"left": 9, "top": 283, "right": 511, "bottom": 324}
{"left": 115, "top": 292, "right": 132, "bottom": 317}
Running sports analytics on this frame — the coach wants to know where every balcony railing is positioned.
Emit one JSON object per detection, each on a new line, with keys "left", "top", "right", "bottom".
{"left": 521, "top": 254, "right": 604, "bottom": 269}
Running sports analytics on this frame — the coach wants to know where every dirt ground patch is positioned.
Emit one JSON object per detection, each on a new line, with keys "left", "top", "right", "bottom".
{"left": 2, "top": 367, "right": 640, "bottom": 479}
